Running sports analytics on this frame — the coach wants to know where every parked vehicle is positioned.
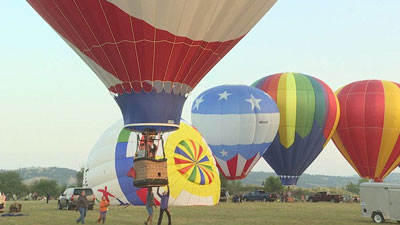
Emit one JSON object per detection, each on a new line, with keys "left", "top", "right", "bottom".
{"left": 58, "top": 187, "right": 95, "bottom": 210}
{"left": 360, "top": 183, "right": 400, "bottom": 224}
{"left": 219, "top": 188, "right": 230, "bottom": 202}
{"left": 308, "top": 192, "right": 342, "bottom": 203}
{"left": 243, "top": 190, "right": 275, "bottom": 202}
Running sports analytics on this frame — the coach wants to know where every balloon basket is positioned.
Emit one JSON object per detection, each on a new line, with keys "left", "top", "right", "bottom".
{"left": 133, "top": 158, "right": 168, "bottom": 188}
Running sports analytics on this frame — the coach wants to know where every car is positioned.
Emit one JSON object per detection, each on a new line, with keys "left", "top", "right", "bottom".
{"left": 243, "top": 190, "right": 275, "bottom": 202}
{"left": 308, "top": 192, "right": 342, "bottom": 203}
{"left": 58, "top": 187, "right": 95, "bottom": 210}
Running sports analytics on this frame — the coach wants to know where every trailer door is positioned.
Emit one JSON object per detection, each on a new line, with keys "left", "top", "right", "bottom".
{"left": 388, "top": 189, "right": 400, "bottom": 220}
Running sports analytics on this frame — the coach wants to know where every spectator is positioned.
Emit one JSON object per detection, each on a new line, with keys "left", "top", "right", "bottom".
{"left": 97, "top": 196, "right": 109, "bottom": 224}
{"left": 145, "top": 188, "right": 157, "bottom": 225}
{"left": 76, "top": 191, "right": 89, "bottom": 224}
{"left": 0, "top": 192, "right": 6, "bottom": 213}
{"left": 225, "top": 190, "right": 230, "bottom": 203}
{"left": 157, "top": 186, "right": 171, "bottom": 225}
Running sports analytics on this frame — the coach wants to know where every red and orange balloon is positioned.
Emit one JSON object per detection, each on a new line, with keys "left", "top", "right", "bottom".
{"left": 332, "top": 80, "right": 400, "bottom": 182}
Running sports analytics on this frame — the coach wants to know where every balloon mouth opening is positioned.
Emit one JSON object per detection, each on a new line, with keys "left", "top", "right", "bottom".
{"left": 124, "top": 123, "right": 180, "bottom": 133}
{"left": 279, "top": 175, "right": 299, "bottom": 186}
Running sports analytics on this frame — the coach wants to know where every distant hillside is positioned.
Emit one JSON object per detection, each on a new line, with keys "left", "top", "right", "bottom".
{"left": 242, "top": 171, "right": 400, "bottom": 188}
{"left": 1, "top": 167, "right": 78, "bottom": 186}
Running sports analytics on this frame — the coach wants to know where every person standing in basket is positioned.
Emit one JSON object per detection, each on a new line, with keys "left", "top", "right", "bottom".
{"left": 157, "top": 186, "right": 171, "bottom": 225}
{"left": 76, "top": 191, "right": 89, "bottom": 224}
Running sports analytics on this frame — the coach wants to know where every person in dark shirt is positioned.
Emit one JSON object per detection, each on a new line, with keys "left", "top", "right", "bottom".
{"left": 157, "top": 186, "right": 171, "bottom": 225}
{"left": 76, "top": 191, "right": 89, "bottom": 224}
{"left": 46, "top": 193, "right": 50, "bottom": 204}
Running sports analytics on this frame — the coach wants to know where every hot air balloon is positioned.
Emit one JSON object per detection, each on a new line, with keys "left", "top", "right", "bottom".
{"left": 253, "top": 72, "right": 340, "bottom": 185}
{"left": 332, "top": 80, "right": 400, "bottom": 182}
{"left": 191, "top": 85, "right": 280, "bottom": 180}
{"left": 27, "top": 0, "right": 277, "bottom": 132}
{"left": 84, "top": 119, "right": 220, "bottom": 206}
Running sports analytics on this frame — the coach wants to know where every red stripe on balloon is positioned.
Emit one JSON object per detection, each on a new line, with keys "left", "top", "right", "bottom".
{"left": 364, "top": 81, "right": 385, "bottom": 178}
{"left": 380, "top": 137, "right": 400, "bottom": 178}
{"left": 197, "top": 145, "right": 204, "bottom": 160}
{"left": 27, "top": 0, "right": 241, "bottom": 93}
{"left": 318, "top": 79, "right": 338, "bottom": 140}
{"left": 346, "top": 81, "right": 370, "bottom": 177}
{"left": 336, "top": 82, "right": 367, "bottom": 176}
{"left": 201, "top": 166, "right": 213, "bottom": 184}
{"left": 263, "top": 74, "right": 281, "bottom": 102}
{"left": 177, "top": 164, "right": 194, "bottom": 175}
{"left": 241, "top": 154, "right": 259, "bottom": 178}
{"left": 174, "top": 158, "right": 193, "bottom": 165}
{"left": 336, "top": 81, "right": 386, "bottom": 179}
{"left": 215, "top": 162, "right": 228, "bottom": 178}
{"left": 189, "top": 139, "right": 197, "bottom": 160}
{"left": 226, "top": 155, "right": 238, "bottom": 179}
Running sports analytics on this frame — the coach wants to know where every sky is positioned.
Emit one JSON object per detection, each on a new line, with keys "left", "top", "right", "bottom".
{"left": 1, "top": 0, "right": 399, "bottom": 176}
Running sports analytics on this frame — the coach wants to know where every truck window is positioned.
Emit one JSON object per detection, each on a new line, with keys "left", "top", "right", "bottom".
{"left": 74, "top": 189, "right": 93, "bottom": 195}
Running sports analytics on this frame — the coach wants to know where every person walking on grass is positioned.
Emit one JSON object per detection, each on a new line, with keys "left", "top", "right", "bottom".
{"left": 97, "top": 196, "right": 109, "bottom": 224}
{"left": 76, "top": 191, "right": 89, "bottom": 224}
{"left": 46, "top": 193, "right": 50, "bottom": 204}
{"left": 157, "top": 186, "right": 171, "bottom": 225}
{"left": 145, "top": 187, "right": 157, "bottom": 225}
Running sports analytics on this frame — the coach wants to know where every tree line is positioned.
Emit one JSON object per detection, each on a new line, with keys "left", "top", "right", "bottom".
{"left": 0, "top": 168, "right": 84, "bottom": 200}
{"left": 221, "top": 173, "right": 367, "bottom": 198}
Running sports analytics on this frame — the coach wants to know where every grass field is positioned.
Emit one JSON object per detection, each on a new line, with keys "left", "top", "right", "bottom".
{"left": 0, "top": 200, "right": 381, "bottom": 225}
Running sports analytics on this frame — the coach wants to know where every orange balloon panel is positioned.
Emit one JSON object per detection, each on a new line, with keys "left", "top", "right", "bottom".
{"left": 332, "top": 80, "right": 400, "bottom": 181}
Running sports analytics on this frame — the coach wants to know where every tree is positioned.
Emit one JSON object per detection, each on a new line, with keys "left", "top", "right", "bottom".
{"left": 58, "top": 184, "right": 68, "bottom": 195}
{"left": 262, "top": 176, "right": 283, "bottom": 193}
{"left": 30, "top": 179, "right": 60, "bottom": 197}
{"left": 345, "top": 178, "right": 369, "bottom": 194}
{"left": 219, "top": 173, "right": 228, "bottom": 189}
{"left": 227, "top": 180, "right": 243, "bottom": 194}
{"left": 0, "top": 171, "right": 28, "bottom": 196}
{"left": 76, "top": 167, "right": 84, "bottom": 187}
{"left": 345, "top": 181, "right": 358, "bottom": 194}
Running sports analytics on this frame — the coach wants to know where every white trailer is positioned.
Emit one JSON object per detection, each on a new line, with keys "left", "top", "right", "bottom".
{"left": 360, "top": 182, "right": 400, "bottom": 223}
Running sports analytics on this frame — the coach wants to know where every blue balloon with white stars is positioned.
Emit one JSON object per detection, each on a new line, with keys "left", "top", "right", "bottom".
{"left": 191, "top": 85, "right": 280, "bottom": 180}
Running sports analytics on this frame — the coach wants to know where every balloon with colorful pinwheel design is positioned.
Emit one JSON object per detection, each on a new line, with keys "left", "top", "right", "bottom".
{"left": 84, "top": 119, "right": 220, "bottom": 206}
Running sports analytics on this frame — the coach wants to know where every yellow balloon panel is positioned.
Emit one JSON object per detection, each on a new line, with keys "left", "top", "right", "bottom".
{"left": 159, "top": 121, "right": 220, "bottom": 206}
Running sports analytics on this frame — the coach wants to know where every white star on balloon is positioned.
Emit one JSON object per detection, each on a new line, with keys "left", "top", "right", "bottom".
{"left": 218, "top": 91, "right": 231, "bottom": 100}
{"left": 193, "top": 95, "right": 205, "bottom": 110}
{"left": 245, "top": 94, "right": 262, "bottom": 111}
{"left": 220, "top": 149, "right": 228, "bottom": 157}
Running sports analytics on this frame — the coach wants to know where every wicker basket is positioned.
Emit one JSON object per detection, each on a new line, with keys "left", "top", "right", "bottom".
{"left": 133, "top": 158, "right": 168, "bottom": 188}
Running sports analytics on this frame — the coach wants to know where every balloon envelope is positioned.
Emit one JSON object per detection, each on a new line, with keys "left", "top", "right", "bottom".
{"left": 332, "top": 80, "right": 400, "bottom": 182}
{"left": 84, "top": 119, "right": 220, "bottom": 206}
{"left": 27, "top": 0, "right": 277, "bottom": 132}
{"left": 191, "top": 85, "right": 280, "bottom": 180}
{"left": 253, "top": 72, "right": 340, "bottom": 185}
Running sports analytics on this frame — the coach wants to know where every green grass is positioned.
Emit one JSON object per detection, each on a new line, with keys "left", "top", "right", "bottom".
{"left": 0, "top": 200, "right": 381, "bottom": 225}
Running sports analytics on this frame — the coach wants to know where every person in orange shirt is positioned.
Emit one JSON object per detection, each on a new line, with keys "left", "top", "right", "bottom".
{"left": 97, "top": 196, "right": 110, "bottom": 224}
